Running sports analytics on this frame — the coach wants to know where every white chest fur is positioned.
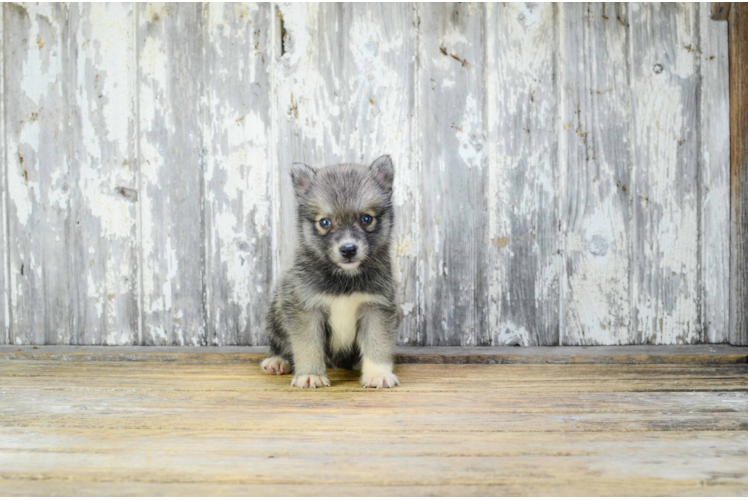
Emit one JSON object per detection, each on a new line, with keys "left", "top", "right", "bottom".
{"left": 322, "top": 293, "right": 383, "bottom": 352}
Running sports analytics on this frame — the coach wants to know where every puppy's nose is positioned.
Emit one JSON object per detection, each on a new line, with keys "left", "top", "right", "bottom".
{"left": 339, "top": 243, "right": 357, "bottom": 259}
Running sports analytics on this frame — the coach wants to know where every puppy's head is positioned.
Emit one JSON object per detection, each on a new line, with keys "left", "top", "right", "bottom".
{"left": 292, "top": 155, "right": 394, "bottom": 273}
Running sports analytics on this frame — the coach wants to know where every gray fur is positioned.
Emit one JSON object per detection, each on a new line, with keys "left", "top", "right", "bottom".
{"left": 263, "top": 155, "right": 400, "bottom": 388}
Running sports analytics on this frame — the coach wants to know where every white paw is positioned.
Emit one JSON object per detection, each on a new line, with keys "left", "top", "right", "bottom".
{"left": 360, "top": 371, "right": 399, "bottom": 389}
{"left": 261, "top": 357, "right": 291, "bottom": 375}
{"left": 291, "top": 374, "right": 331, "bottom": 389}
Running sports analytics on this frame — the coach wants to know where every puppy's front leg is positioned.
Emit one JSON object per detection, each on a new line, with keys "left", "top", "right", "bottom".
{"left": 357, "top": 303, "right": 399, "bottom": 389}
{"left": 288, "top": 307, "right": 330, "bottom": 388}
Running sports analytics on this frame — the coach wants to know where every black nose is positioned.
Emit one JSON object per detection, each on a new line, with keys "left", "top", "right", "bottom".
{"left": 339, "top": 243, "right": 357, "bottom": 259}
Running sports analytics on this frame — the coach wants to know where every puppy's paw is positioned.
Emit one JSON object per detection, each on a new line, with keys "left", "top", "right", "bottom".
{"left": 291, "top": 374, "right": 331, "bottom": 389}
{"left": 261, "top": 356, "right": 291, "bottom": 375}
{"left": 360, "top": 371, "right": 399, "bottom": 389}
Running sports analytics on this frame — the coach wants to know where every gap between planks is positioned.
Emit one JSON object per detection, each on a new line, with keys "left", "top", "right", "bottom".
{"left": 0, "top": 345, "right": 746, "bottom": 364}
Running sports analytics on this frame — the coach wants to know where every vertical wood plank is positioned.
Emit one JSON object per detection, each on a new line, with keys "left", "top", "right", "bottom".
{"left": 711, "top": 3, "right": 731, "bottom": 21}
{"left": 68, "top": 3, "right": 138, "bottom": 345}
{"left": 485, "top": 3, "right": 560, "bottom": 346}
{"left": 0, "top": 2, "right": 735, "bottom": 347}
{"left": 0, "top": 4, "right": 7, "bottom": 345}
{"left": 700, "top": 3, "right": 730, "bottom": 343}
{"left": 273, "top": 3, "right": 417, "bottom": 343}
{"left": 137, "top": 3, "right": 206, "bottom": 346}
{"left": 730, "top": 2, "right": 748, "bottom": 345}
{"left": 418, "top": 3, "right": 486, "bottom": 346}
{"left": 203, "top": 3, "right": 273, "bottom": 346}
{"left": 630, "top": 3, "right": 700, "bottom": 344}
{"left": 558, "top": 3, "right": 633, "bottom": 345}
{"left": 394, "top": 5, "right": 419, "bottom": 345}
{"left": 5, "top": 4, "right": 71, "bottom": 344}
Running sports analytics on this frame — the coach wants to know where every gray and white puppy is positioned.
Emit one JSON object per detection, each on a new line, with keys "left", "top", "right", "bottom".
{"left": 261, "top": 155, "right": 400, "bottom": 389}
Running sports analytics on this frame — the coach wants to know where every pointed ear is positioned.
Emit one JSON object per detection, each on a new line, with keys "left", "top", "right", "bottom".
{"left": 369, "top": 154, "right": 394, "bottom": 192}
{"left": 291, "top": 163, "right": 316, "bottom": 198}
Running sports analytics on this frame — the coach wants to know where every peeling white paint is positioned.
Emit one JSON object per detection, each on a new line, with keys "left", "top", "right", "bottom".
{"left": 630, "top": 3, "right": 701, "bottom": 344}
{"left": 457, "top": 95, "right": 484, "bottom": 170}
{"left": 1, "top": 2, "right": 732, "bottom": 347}
{"left": 699, "top": 4, "right": 730, "bottom": 343}
{"left": 7, "top": 148, "right": 35, "bottom": 227}
{"left": 495, "top": 321, "right": 532, "bottom": 347}
{"left": 203, "top": 2, "right": 275, "bottom": 346}
{"left": 558, "top": 3, "right": 633, "bottom": 346}
{"left": 486, "top": 2, "right": 559, "bottom": 346}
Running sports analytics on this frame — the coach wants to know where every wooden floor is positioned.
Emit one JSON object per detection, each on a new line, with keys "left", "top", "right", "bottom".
{"left": 1, "top": 356, "right": 747, "bottom": 496}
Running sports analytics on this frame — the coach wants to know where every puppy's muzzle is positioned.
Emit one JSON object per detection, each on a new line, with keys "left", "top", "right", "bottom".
{"left": 339, "top": 243, "right": 358, "bottom": 259}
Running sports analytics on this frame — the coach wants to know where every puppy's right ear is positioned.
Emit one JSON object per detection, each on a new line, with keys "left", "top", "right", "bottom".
{"left": 369, "top": 154, "right": 394, "bottom": 192}
{"left": 291, "top": 163, "right": 316, "bottom": 198}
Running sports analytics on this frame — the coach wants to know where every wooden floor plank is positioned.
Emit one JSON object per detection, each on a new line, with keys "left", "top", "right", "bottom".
{"left": 0, "top": 480, "right": 745, "bottom": 497}
{"left": 2, "top": 345, "right": 747, "bottom": 365}
{"left": 0, "top": 360, "right": 746, "bottom": 495}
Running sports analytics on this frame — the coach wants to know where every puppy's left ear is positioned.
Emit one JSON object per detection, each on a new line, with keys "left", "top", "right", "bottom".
{"left": 369, "top": 154, "right": 394, "bottom": 192}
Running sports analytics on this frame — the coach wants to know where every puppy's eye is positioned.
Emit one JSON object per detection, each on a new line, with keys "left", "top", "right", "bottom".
{"left": 319, "top": 218, "right": 332, "bottom": 229}
{"left": 361, "top": 214, "right": 373, "bottom": 226}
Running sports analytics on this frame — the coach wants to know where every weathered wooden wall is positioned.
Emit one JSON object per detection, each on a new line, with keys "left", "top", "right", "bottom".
{"left": 0, "top": 3, "right": 734, "bottom": 346}
{"left": 730, "top": 3, "right": 748, "bottom": 346}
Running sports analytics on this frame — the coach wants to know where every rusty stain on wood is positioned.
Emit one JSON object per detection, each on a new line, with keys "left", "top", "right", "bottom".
{"left": 448, "top": 52, "right": 470, "bottom": 69}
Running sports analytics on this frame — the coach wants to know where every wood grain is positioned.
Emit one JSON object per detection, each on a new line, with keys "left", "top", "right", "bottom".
{"left": 485, "top": 3, "right": 559, "bottom": 346}
{"left": 731, "top": 2, "right": 748, "bottom": 345}
{"left": 700, "top": 3, "right": 731, "bottom": 343}
{"left": 418, "top": 3, "right": 486, "bottom": 346}
{"left": 0, "top": 5, "right": 6, "bottom": 346}
{"left": 272, "top": 3, "right": 418, "bottom": 341}
{"left": 203, "top": 4, "right": 273, "bottom": 346}
{"left": 630, "top": 3, "right": 700, "bottom": 344}
{"left": 5, "top": 4, "right": 71, "bottom": 344}
{"left": 559, "top": 3, "right": 633, "bottom": 345}
{"left": 712, "top": 2, "right": 731, "bottom": 21}
{"left": 2, "top": 344, "right": 747, "bottom": 365}
{"left": 137, "top": 3, "right": 206, "bottom": 346}
{"left": 0, "top": 360, "right": 746, "bottom": 495}
{"left": 68, "top": 4, "right": 139, "bottom": 345}
{"left": 0, "top": 2, "right": 736, "bottom": 347}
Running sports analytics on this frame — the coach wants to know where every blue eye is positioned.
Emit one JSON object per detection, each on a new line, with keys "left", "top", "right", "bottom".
{"left": 361, "top": 214, "right": 373, "bottom": 226}
{"left": 319, "top": 218, "right": 332, "bottom": 229}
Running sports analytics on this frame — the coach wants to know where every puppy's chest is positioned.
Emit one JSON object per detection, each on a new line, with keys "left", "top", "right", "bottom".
{"left": 322, "top": 293, "right": 381, "bottom": 352}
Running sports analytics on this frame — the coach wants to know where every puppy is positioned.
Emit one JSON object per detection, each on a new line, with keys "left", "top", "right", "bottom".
{"left": 261, "top": 155, "right": 400, "bottom": 389}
